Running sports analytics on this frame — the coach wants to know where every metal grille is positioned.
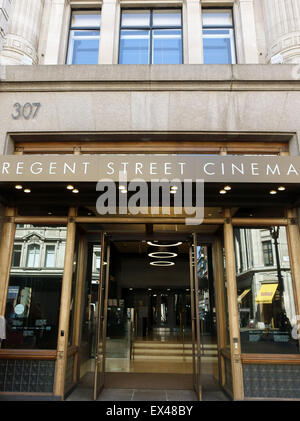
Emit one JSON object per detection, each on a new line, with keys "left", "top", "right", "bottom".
{"left": 64, "top": 355, "right": 75, "bottom": 391}
{"left": 224, "top": 357, "right": 233, "bottom": 392}
{"left": 243, "top": 364, "right": 300, "bottom": 399}
{"left": 0, "top": 359, "right": 55, "bottom": 393}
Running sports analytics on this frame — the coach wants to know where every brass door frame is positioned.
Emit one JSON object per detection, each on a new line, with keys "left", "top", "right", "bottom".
{"left": 93, "top": 232, "right": 110, "bottom": 400}
{"left": 2, "top": 209, "right": 300, "bottom": 401}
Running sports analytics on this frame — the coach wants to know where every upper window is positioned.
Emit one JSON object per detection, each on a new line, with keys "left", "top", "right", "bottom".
{"left": 262, "top": 240, "right": 274, "bottom": 267}
{"left": 119, "top": 9, "right": 183, "bottom": 64}
{"left": 26, "top": 244, "right": 40, "bottom": 268}
{"left": 12, "top": 245, "right": 22, "bottom": 267}
{"left": 67, "top": 10, "right": 101, "bottom": 64}
{"left": 202, "top": 9, "right": 236, "bottom": 64}
{"left": 45, "top": 245, "right": 56, "bottom": 268}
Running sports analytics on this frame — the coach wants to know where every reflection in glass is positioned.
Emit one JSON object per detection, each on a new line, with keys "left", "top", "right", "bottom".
{"left": 203, "top": 29, "right": 235, "bottom": 64}
{"left": 152, "top": 9, "right": 182, "bottom": 27}
{"left": 71, "top": 11, "right": 101, "bottom": 28}
{"left": 121, "top": 10, "right": 150, "bottom": 27}
{"left": 160, "top": 294, "right": 168, "bottom": 324}
{"left": 152, "top": 29, "right": 182, "bottom": 64}
{"left": 234, "top": 227, "right": 299, "bottom": 354}
{"left": 67, "top": 31, "right": 100, "bottom": 64}
{"left": 202, "top": 9, "right": 236, "bottom": 64}
{"left": 202, "top": 10, "right": 233, "bottom": 27}
{"left": 12, "top": 245, "right": 22, "bottom": 267}
{"left": 45, "top": 245, "right": 55, "bottom": 268}
{"left": 119, "top": 30, "right": 150, "bottom": 64}
{"left": 67, "top": 11, "right": 101, "bottom": 64}
{"left": 2, "top": 226, "right": 66, "bottom": 350}
{"left": 119, "top": 9, "right": 182, "bottom": 64}
{"left": 26, "top": 244, "right": 40, "bottom": 268}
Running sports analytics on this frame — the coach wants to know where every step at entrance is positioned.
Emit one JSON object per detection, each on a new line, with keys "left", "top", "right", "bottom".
{"left": 132, "top": 341, "right": 218, "bottom": 361}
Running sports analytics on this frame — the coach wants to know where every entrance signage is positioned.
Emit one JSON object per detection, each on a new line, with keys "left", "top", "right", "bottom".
{"left": 0, "top": 155, "right": 300, "bottom": 183}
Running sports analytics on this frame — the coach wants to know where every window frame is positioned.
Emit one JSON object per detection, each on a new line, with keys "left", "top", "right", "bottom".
{"left": 66, "top": 8, "right": 101, "bottom": 65}
{"left": 202, "top": 7, "right": 237, "bottom": 64}
{"left": 118, "top": 7, "right": 184, "bottom": 65}
{"left": 11, "top": 244, "right": 23, "bottom": 268}
{"left": 26, "top": 243, "right": 41, "bottom": 268}
{"left": 44, "top": 243, "right": 57, "bottom": 268}
{"left": 262, "top": 240, "right": 274, "bottom": 267}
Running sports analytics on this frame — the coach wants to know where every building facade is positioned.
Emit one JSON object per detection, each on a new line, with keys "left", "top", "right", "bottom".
{"left": 0, "top": 0, "right": 300, "bottom": 401}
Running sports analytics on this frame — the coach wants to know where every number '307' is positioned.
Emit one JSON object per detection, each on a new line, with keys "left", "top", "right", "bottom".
{"left": 12, "top": 102, "right": 41, "bottom": 120}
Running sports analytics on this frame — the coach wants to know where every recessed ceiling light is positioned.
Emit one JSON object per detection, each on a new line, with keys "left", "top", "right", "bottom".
{"left": 67, "top": 185, "right": 74, "bottom": 190}
{"left": 120, "top": 189, "right": 127, "bottom": 194}
{"left": 15, "top": 185, "right": 23, "bottom": 190}
{"left": 150, "top": 261, "right": 175, "bottom": 267}
{"left": 170, "top": 189, "right": 177, "bottom": 194}
{"left": 224, "top": 185, "right": 232, "bottom": 191}
{"left": 24, "top": 188, "right": 31, "bottom": 193}
{"left": 119, "top": 185, "right": 126, "bottom": 190}
{"left": 147, "top": 241, "right": 182, "bottom": 247}
{"left": 170, "top": 186, "right": 178, "bottom": 190}
{"left": 48, "top": 212, "right": 52, "bottom": 215}
{"left": 148, "top": 252, "right": 177, "bottom": 258}
{"left": 219, "top": 190, "right": 227, "bottom": 195}
{"left": 148, "top": 288, "right": 152, "bottom": 290}
{"left": 129, "top": 288, "right": 133, "bottom": 291}
{"left": 278, "top": 186, "right": 286, "bottom": 191}
{"left": 270, "top": 190, "right": 277, "bottom": 195}
{"left": 72, "top": 189, "right": 79, "bottom": 194}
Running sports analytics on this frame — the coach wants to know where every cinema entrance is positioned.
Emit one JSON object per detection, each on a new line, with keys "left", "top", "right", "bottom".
{"left": 76, "top": 227, "right": 220, "bottom": 401}
{"left": 1, "top": 154, "right": 300, "bottom": 400}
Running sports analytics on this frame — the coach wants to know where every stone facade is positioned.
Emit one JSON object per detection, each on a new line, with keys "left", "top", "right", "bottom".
{"left": 0, "top": 0, "right": 11, "bottom": 52}
{"left": 0, "top": 0, "right": 300, "bottom": 65}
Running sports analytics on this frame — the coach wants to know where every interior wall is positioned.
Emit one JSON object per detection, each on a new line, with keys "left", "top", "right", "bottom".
{"left": 112, "top": 253, "right": 190, "bottom": 289}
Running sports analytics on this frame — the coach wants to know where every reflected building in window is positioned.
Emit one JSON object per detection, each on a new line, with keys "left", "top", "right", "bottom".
{"left": 3, "top": 225, "right": 67, "bottom": 350}
{"left": 234, "top": 227, "right": 298, "bottom": 354}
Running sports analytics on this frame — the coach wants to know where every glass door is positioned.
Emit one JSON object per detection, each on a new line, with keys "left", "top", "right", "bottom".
{"left": 93, "top": 233, "right": 110, "bottom": 400}
{"left": 190, "top": 233, "right": 202, "bottom": 400}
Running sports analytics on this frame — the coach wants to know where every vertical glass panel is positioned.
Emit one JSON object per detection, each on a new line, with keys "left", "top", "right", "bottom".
{"left": 71, "top": 11, "right": 101, "bottom": 28}
{"left": 152, "top": 29, "right": 182, "bottom": 64}
{"left": 202, "top": 9, "right": 233, "bottom": 27}
{"left": 67, "top": 30, "right": 100, "bottom": 65}
{"left": 152, "top": 9, "right": 181, "bottom": 27}
{"left": 203, "top": 29, "right": 235, "bottom": 64}
{"left": 68, "top": 232, "right": 80, "bottom": 347}
{"left": 119, "top": 30, "right": 150, "bottom": 64}
{"left": 121, "top": 10, "right": 150, "bottom": 27}
{"left": 222, "top": 243, "right": 230, "bottom": 347}
{"left": 79, "top": 243, "right": 101, "bottom": 380}
{"left": 26, "top": 244, "right": 40, "bottom": 268}
{"left": 2, "top": 226, "right": 66, "bottom": 350}
{"left": 160, "top": 294, "right": 168, "bottom": 324}
{"left": 12, "top": 245, "right": 22, "bottom": 267}
{"left": 45, "top": 245, "right": 55, "bottom": 268}
{"left": 234, "top": 227, "right": 299, "bottom": 354}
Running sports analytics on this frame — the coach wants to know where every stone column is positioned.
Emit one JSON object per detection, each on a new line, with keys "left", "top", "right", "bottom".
{"left": 236, "top": 0, "right": 259, "bottom": 63}
{"left": 41, "top": 0, "right": 69, "bottom": 65}
{"left": 0, "top": 0, "right": 12, "bottom": 52}
{"left": 0, "top": 0, "right": 44, "bottom": 65}
{"left": 98, "top": 0, "right": 118, "bottom": 64}
{"left": 185, "top": 0, "right": 203, "bottom": 64}
{"left": 263, "top": 0, "right": 300, "bottom": 63}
